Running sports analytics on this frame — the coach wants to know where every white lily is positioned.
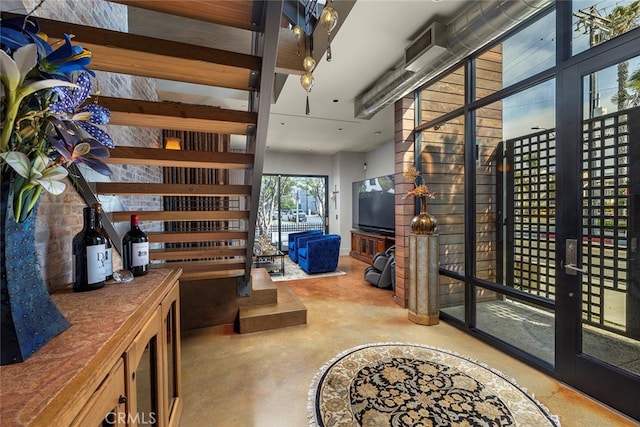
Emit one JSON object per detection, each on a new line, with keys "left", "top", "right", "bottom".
{"left": 0, "top": 44, "right": 77, "bottom": 151}
{"left": 0, "top": 151, "right": 68, "bottom": 195}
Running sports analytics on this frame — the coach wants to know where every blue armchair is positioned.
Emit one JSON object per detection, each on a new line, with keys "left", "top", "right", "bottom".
{"left": 297, "top": 234, "right": 341, "bottom": 274}
{"left": 288, "top": 230, "right": 323, "bottom": 263}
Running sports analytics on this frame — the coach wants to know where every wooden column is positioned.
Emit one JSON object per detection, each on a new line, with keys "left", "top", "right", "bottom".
{"left": 408, "top": 234, "right": 439, "bottom": 325}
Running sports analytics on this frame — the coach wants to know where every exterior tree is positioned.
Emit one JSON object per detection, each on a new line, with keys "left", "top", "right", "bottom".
{"left": 257, "top": 175, "right": 294, "bottom": 236}
{"left": 299, "top": 177, "right": 326, "bottom": 227}
{"left": 575, "top": 1, "right": 640, "bottom": 111}
{"left": 605, "top": 1, "right": 640, "bottom": 109}
{"left": 626, "top": 68, "right": 640, "bottom": 107}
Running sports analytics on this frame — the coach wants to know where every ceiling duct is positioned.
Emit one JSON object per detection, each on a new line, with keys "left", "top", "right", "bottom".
{"left": 404, "top": 22, "right": 446, "bottom": 73}
{"left": 354, "top": 0, "right": 552, "bottom": 120}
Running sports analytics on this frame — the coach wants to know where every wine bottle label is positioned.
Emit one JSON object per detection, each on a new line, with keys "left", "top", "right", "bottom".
{"left": 87, "top": 244, "right": 107, "bottom": 284}
{"left": 132, "top": 241, "right": 150, "bottom": 267}
{"left": 104, "top": 247, "right": 113, "bottom": 276}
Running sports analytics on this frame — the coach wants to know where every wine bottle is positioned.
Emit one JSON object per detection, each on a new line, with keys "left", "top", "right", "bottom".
{"left": 93, "top": 204, "right": 113, "bottom": 280}
{"left": 122, "top": 214, "right": 149, "bottom": 277}
{"left": 72, "top": 207, "right": 106, "bottom": 292}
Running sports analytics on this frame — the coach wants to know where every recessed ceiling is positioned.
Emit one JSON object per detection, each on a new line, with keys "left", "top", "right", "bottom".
{"left": 268, "top": 0, "right": 468, "bottom": 155}
{"left": 144, "top": 0, "right": 470, "bottom": 155}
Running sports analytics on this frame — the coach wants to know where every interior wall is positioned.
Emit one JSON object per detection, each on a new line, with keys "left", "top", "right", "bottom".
{"left": 263, "top": 145, "right": 394, "bottom": 257}
{"left": 364, "top": 142, "right": 395, "bottom": 179}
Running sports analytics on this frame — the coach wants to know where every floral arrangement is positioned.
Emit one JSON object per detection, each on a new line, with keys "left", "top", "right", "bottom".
{"left": 0, "top": 16, "right": 113, "bottom": 222}
{"left": 254, "top": 233, "right": 276, "bottom": 255}
{"left": 403, "top": 166, "right": 436, "bottom": 200}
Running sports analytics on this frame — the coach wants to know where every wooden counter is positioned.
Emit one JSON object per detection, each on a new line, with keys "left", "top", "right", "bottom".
{"left": 0, "top": 268, "right": 182, "bottom": 426}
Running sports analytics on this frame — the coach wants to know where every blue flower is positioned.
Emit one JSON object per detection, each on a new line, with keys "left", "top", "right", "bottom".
{"left": 49, "top": 72, "right": 114, "bottom": 148}
{"left": 48, "top": 117, "right": 113, "bottom": 177}
{"left": 40, "top": 34, "right": 94, "bottom": 80}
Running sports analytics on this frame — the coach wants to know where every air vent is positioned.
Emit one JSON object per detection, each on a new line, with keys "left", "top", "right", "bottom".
{"left": 404, "top": 22, "right": 446, "bottom": 72}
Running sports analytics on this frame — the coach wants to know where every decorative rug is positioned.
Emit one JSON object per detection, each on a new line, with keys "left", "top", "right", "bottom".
{"left": 271, "top": 256, "right": 346, "bottom": 282}
{"left": 309, "top": 343, "right": 560, "bottom": 427}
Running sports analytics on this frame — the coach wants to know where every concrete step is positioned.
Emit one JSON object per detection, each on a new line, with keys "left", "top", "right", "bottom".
{"left": 244, "top": 268, "right": 278, "bottom": 306}
{"left": 236, "top": 279, "right": 307, "bottom": 334}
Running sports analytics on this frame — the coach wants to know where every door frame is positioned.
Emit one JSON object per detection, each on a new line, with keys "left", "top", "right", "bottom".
{"left": 555, "top": 23, "right": 640, "bottom": 420}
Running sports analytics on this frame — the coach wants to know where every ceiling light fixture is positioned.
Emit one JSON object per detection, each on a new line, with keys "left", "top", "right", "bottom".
{"left": 292, "top": 0, "right": 303, "bottom": 56}
{"left": 293, "top": 1, "right": 339, "bottom": 115}
{"left": 320, "top": 5, "right": 339, "bottom": 62}
{"left": 300, "top": 71, "right": 314, "bottom": 116}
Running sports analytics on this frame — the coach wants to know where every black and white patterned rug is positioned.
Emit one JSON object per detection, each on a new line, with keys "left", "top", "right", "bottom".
{"left": 309, "top": 343, "right": 560, "bottom": 426}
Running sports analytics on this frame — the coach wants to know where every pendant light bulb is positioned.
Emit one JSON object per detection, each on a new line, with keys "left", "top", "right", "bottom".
{"left": 320, "top": 6, "right": 338, "bottom": 33}
{"left": 303, "top": 55, "right": 316, "bottom": 73}
{"left": 293, "top": 25, "right": 304, "bottom": 56}
{"left": 300, "top": 72, "right": 314, "bottom": 92}
{"left": 320, "top": 6, "right": 339, "bottom": 62}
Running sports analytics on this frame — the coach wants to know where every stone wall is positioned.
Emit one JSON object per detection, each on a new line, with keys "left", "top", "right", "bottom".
{"left": 14, "top": 0, "right": 163, "bottom": 290}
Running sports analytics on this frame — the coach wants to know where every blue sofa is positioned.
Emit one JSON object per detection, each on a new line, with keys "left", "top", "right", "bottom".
{"left": 288, "top": 230, "right": 323, "bottom": 263}
{"left": 297, "top": 234, "right": 341, "bottom": 274}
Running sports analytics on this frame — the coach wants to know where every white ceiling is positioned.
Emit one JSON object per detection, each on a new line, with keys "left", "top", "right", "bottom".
{"left": 266, "top": 0, "right": 469, "bottom": 155}
{"left": 150, "top": 1, "right": 471, "bottom": 155}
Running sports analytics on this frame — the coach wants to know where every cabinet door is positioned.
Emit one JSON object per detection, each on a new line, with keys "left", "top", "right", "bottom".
{"left": 161, "top": 282, "right": 182, "bottom": 427}
{"left": 72, "top": 358, "right": 127, "bottom": 427}
{"left": 126, "top": 308, "right": 164, "bottom": 427}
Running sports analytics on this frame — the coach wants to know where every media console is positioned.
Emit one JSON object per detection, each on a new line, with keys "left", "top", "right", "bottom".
{"left": 350, "top": 230, "right": 395, "bottom": 264}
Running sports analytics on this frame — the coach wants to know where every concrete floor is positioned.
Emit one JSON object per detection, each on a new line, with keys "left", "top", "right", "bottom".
{"left": 180, "top": 256, "right": 637, "bottom": 426}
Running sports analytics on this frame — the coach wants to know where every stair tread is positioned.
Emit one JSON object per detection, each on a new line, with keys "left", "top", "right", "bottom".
{"left": 250, "top": 268, "right": 277, "bottom": 292}
{"left": 147, "top": 231, "right": 247, "bottom": 243}
{"left": 180, "top": 269, "right": 245, "bottom": 281}
{"left": 105, "top": 146, "right": 253, "bottom": 169}
{"left": 96, "top": 183, "right": 251, "bottom": 196}
{"left": 100, "top": 97, "right": 257, "bottom": 135}
{"left": 110, "top": 211, "right": 250, "bottom": 222}
{"left": 239, "top": 282, "right": 306, "bottom": 318}
{"left": 111, "top": 0, "right": 262, "bottom": 32}
{"left": 0, "top": 12, "right": 262, "bottom": 91}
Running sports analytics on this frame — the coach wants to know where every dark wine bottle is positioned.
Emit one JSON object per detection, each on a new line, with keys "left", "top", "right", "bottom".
{"left": 122, "top": 214, "right": 149, "bottom": 277}
{"left": 72, "top": 207, "right": 106, "bottom": 292}
{"left": 93, "top": 203, "right": 113, "bottom": 280}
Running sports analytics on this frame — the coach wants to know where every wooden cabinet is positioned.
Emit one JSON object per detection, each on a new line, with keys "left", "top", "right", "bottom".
{"left": 161, "top": 282, "right": 183, "bottom": 427}
{"left": 350, "top": 230, "right": 395, "bottom": 263}
{"left": 72, "top": 358, "right": 127, "bottom": 427}
{"left": 0, "top": 269, "right": 182, "bottom": 427}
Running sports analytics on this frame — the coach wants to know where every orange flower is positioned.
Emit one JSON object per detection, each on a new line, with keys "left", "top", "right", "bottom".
{"left": 403, "top": 167, "right": 436, "bottom": 200}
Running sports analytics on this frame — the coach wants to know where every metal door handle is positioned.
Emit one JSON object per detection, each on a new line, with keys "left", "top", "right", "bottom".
{"left": 564, "top": 263, "right": 587, "bottom": 274}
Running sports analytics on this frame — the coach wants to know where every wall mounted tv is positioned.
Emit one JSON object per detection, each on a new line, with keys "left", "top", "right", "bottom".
{"left": 352, "top": 174, "right": 395, "bottom": 235}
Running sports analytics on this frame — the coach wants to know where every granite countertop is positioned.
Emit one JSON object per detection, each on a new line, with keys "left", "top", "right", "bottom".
{"left": 0, "top": 268, "right": 181, "bottom": 426}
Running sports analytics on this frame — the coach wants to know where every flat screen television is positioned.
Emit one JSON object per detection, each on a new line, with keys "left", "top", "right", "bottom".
{"left": 352, "top": 174, "right": 395, "bottom": 235}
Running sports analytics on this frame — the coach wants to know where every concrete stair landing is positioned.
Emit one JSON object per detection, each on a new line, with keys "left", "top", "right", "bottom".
{"left": 237, "top": 269, "right": 307, "bottom": 334}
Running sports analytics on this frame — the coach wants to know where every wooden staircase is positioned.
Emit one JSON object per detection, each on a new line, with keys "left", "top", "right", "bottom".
{"left": 4, "top": 1, "right": 309, "bottom": 330}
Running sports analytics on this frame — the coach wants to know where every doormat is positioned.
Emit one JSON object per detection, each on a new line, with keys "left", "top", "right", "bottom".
{"left": 309, "top": 342, "right": 560, "bottom": 426}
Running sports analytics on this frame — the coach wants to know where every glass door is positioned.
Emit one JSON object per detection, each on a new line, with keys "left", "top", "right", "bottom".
{"left": 556, "top": 46, "right": 640, "bottom": 420}
{"left": 257, "top": 175, "right": 328, "bottom": 253}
